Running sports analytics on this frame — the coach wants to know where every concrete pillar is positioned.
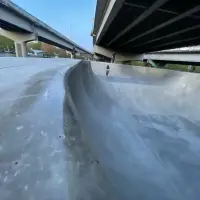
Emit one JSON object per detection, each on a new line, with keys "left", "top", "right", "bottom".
{"left": 0, "top": 29, "right": 36, "bottom": 57}
{"left": 14, "top": 42, "right": 19, "bottom": 57}
{"left": 14, "top": 42, "right": 27, "bottom": 57}
{"left": 21, "top": 42, "right": 27, "bottom": 57}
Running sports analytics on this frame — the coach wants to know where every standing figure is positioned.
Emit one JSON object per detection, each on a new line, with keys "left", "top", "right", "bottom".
{"left": 111, "top": 52, "right": 116, "bottom": 63}
{"left": 72, "top": 46, "right": 76, "bottom": 59}
{"left": 106, "top": 65, "right": 110, "bottom": 76}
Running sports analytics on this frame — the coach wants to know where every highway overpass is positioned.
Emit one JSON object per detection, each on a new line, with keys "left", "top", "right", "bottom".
{"left": 0, "top": 0, "right": 92, "bottom": 57}
{"left": 93, "top": 45, "right": 200, "bottom": 67}
{"left": 92, "top": 0, "right": 200, "bottom": 61}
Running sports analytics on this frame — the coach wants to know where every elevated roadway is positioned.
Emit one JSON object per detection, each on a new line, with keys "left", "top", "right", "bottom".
{"left": 94, "top": 44, "right": 200, "bottom": 65}
{"left": 0, "top": 0, "right": 92, "bottom": 56}
{"left": 93, "top": 0, "right": 200, "bottom": 58}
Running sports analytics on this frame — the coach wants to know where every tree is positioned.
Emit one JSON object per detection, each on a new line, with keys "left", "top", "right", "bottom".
{"left": 27, "top": 41, "right": 41, "bottom": 51}
{"left": 0, "top": 35, "right": 14, "bottom": 51}
{"left": 56, "top": 48, "right": 71, "bottom": 58}
{"left": 41, "top": 43, "right": 71, "bottom": 58}
{"left": 41, "top": 43, "right": 56, "bottom": 56}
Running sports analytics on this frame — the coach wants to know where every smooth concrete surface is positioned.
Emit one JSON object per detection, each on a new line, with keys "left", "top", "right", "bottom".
{"left": 0, "top": 58, "right": 78, "bottom": 200}
{"left": 1, "top": 58, "right": 200, "bottom": 200}
{"left": 66, "top": 61, "right": 200, "bottom": 200}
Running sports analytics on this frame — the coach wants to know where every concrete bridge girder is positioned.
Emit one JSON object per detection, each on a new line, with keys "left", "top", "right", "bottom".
{"left": 0, "top": 29, "right": 37, "bottom": 43}
{"left": 94, "top": 45, "right": 200, "bottom": 67}
{"left": 93, "top": 45, "right": 144, "bottom": 62}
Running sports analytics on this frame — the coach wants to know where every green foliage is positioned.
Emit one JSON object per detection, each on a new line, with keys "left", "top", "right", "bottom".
{"left": 27, "top": 41, "right": 42, "bottom": 51}
{"left": 165, "top": 64, "right": 188, "bottom": 72}
{"left": 131, "top": 61, "right": 146, "bottom": 66}
{"left": 118, "top": 60, "right": 200, "bottom": 73}
{"left": 0, "top": 35, "right": 14, "bottom": 50}
{"left": 166, "top": 64, "right": 200, "bottom": 73}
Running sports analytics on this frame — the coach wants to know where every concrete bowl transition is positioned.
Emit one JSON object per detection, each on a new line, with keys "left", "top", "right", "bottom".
{"left": 1, "top": 58, "right": 200, "bottom": 200}
{"left": 64, "top": 61, "right": 200, "bottom": 200}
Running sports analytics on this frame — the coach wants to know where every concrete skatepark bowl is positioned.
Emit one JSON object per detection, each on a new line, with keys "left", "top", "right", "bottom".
{"left": 1, "top": 58, "right": 200, "bottom": 200}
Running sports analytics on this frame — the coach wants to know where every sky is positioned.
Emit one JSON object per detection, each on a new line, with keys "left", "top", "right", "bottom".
{"left": 12, "top": 0, "right": 97, "bottom": 51}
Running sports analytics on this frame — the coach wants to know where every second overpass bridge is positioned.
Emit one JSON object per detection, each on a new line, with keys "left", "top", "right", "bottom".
{"left": 0, "top": 0, "right": 92, "bottom": 57}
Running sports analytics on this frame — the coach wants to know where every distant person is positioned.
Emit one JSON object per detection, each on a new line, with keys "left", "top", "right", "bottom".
{"left": 111, "top": 52, "right": 116, "bottom": 63}
{"left": 106, "top": 65, "right": 110, "bottom": 76}
{"left": 72, "top": 46, "right": 76, "bottom": 58}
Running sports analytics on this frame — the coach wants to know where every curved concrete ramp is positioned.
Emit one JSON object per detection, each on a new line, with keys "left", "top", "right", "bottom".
{"left": 64, "top": 61, "right": 200, "bottom": 200}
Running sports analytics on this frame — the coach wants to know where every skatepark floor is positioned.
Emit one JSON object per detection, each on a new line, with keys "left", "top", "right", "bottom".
{"left": 1, "top": 58, "right": 200, "bottom": 200}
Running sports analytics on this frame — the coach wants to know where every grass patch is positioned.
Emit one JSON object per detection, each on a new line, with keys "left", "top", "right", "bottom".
{"left": 161, "top": 64, "right": 200, "bottom": 73}
{"left": 120, "top": 61, "right": 200, "bottom": 73}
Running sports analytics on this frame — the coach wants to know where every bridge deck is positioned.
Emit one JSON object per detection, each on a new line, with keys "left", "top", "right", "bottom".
{"left": 95, "top": 0, "right": 200, "bottom": 53}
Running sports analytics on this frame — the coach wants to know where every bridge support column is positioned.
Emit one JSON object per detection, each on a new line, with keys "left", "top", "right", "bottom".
{"left": 0, "top": 29, "right": 37, "bottom": 57}
{"left": 14, "top": 42, "right": 27, "bottom": 57}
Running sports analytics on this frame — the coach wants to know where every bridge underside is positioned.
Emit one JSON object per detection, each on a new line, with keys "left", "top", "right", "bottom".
{"left": 0, "top": 19, "right": 80, "bottom": 53}
{"left": 94, "top": 0, "right": 200, "bottom": 54}
{"left": 0, "top": 19, "right": 29, "bottom": 33}
{"left": 0, "top": 2, "right": 91, "bottom": 55}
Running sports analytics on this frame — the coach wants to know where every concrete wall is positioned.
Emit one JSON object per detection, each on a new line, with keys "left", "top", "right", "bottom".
{"left": 94, "top": 45, "right": 144, "bottom": 62}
